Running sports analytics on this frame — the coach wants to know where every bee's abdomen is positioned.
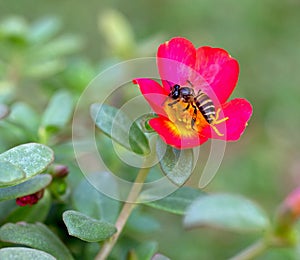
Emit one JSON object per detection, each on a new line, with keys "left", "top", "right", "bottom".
{"left": 195, "top": 92, "right": 215, "bottom": 124}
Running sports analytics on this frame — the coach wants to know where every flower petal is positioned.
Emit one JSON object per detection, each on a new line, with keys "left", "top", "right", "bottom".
{"left": 133, "top": 78, "right": 169, "bottom": 116}
{"left": 202, "top": 98, "right": 253, "bottom": 141}
{"left": 195, "top": 47, "right": 239, "bottom": 104}
{"left": 157, "top": 37, "right": 197, "bottom": 90}
{"left": 149, "top": 116, "right": 208, "bottom": 149}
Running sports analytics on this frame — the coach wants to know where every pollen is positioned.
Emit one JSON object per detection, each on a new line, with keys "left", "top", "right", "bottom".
{"left": 164, "top": 98, "right": 208, "bottom": 137}
{"left": 164, "top": 98, "right": 229, "bottom": 137}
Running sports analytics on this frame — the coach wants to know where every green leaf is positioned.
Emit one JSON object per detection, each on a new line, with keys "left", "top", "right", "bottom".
{"left": 0, "top": 247, "right": 56, "bottom": 260}
{"left": 156, "top": 138, "right": 193, "bottom": 186}
{"left": 82, "top": 243, "right": 100, "bottom": 260}
{"left": 72, "top": 176, "right": 120, "bottom": 223}
{"left": 129, "top": 122, "right": 150, "bottom": 155}
{"left": 0, "top": 143, "right": 54, "bottom": 186}
{"left": 0, "top": 16, "right": 28, "bottom": 42}
{"left": 263, "top": 247, "right": 298, "bottom": 260}
{"left": 90, "top": 103, "right": 150, "bottom": 155}
{"left": 0, "top": 161, "right": 25, "bottom": 187}
{"left": 0, "top": 222, "right": 73, "bottom": 260}
{"left": 184, "top": 194, "right": 270, "bottom": 233}
{"left": 6, "top": 190, "right": 51, "bottom": 223}
{"left": 35, "top": 35, "right": 83, "bottom": 59}
{"left": 0, "top": 143, "right": 53, "bottom": 174}
{"left": 127, "top": 208, "right": 160, "bottom": 233}
{"left": 8, "top": 102, "right": 39, "bottom": 132}
{"left": 63, "top": 59, "right": 96, "bottom": 90}
{"left": 135, "top": 113, "right": 156, "bottom": 133}
{"left": 29, "top": 17, "right": 61, "bottom": 44}
{"left": 145, "top": 187, "right": 205, "bottom": 215}
{"left": 0, "top": 200, "right": 16, "bottom": 223}
{"left": 0, "top": 103, "right": 9, "bottom": 120}
{"left": 135, "top": 241, "right": 158, "bottom": 260}
{"left": 41, "top": 90, "right": 74, "bottom": 130}
{"left": 0, "top": 174, "right": 52, "bottom": 201}
{"left": 62, "top": 210, "right": 117, "bottom": 242}
{"left": 25, "top": 59, "right": 65, "bottom": 79}
{"left": 98, "top": 9, "right": 135, "bottom": 58}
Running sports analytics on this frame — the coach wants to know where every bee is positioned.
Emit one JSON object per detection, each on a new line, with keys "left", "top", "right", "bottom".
{"left": 167, "top": 80, "right": 216, "bottom": 129}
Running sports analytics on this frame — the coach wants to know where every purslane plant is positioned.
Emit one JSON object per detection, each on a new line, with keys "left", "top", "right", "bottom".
{"left": 1, "top": 18, "right": 300, "bottom": 259}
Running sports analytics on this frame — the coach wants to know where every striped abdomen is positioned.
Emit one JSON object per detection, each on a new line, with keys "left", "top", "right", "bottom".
{"left": 195, "top": 92, "right": 215, "bottom": 124}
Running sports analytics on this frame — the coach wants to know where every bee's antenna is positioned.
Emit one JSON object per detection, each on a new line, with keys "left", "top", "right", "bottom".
{"left": 186, "top": 80, "right": 193, "bottom": 87}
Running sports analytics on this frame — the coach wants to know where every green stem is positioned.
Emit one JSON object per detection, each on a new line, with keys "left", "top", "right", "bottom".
{"left": 38, "top": 127, "right": 49, "bottom": 145}
{"left": 230, "top": 239, "right": 268, "bottom": 260}
{"left": 95, "top": 167, "right": 150, "bottom": 260}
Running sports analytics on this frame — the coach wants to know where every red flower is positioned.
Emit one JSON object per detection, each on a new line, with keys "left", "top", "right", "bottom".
{"left": 133, "top": 37, "right": 252, "bottom": 149}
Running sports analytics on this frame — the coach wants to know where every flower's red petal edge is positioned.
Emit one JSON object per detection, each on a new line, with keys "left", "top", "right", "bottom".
{"left": 149, "top": 117, "right": 209, "bottom": 149}
{"left": 202, "top": 98, "right": 253, "bottom": 141}
{"left": 196, "top": 46, "right": 239, "bottom": 104}
{"left": 157, "top": 37, "right": 196, "bottom": 90}
{"left": 133, "top": 78, "right": 168, "bottom": 117}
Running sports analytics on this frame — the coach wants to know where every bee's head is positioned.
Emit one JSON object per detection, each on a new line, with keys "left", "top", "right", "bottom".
{"left": 169, "top": 84, "right": 181, "bottom": 99}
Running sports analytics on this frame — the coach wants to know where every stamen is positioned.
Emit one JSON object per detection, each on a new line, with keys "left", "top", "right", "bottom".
{"left": 210, "top": 124, "right": 225, "bottom": 136}
{"left": 209, "top": 108, "right": 229, "bottom": 136}
{"left": 213, "top": 116, "right": 229, "bottom": 125}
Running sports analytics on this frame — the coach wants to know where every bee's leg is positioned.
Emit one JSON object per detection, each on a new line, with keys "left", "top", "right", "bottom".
{"left": 168, "top": 99, "right": 180, "bottom": 107}
{"left": 183, "top": 103, "right": 190, "bottom": 111}
{"left": 191, "top": 104, "right": 198, "bottom": 130}
{"left": 191, "top": 118, "right": 196, "bottom": 129}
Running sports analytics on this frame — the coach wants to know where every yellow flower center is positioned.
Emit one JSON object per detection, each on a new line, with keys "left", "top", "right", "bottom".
{"left": 163, "top": 97, "right": 229, "bottom": 137}
{"left": 164, "top": 98, "right": 208, "bottom": 138}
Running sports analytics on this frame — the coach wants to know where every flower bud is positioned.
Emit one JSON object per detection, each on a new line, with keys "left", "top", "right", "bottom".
{"left": 275, "top": 187, "right": 300, "bottom": 238}
{"left": 280, "top": 188, "right": 300, "bottom": 220}
{"left": 49, "top": 179, "right": 68, "bottom": 198}
{"left": 49, "top": 164, "right": 69, "bottom": 178}
{"left": 16, "top": 189, "right": 44, "bottom": 206}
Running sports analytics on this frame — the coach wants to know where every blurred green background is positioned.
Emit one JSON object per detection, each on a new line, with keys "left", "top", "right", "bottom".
{"left": 1, "top": 0, "right": 300, "bottom": 259}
